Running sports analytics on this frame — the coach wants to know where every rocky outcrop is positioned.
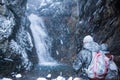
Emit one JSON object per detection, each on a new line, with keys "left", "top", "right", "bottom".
{"left": 0, "top": 0, "right": 33, "bottom": 76}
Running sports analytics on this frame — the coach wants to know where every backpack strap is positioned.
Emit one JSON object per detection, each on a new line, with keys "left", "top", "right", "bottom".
{"left": 92, "top": 52, "right": 101, "bottom": 77}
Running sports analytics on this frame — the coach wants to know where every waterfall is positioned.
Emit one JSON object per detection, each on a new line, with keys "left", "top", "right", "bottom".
{"left": 28, "top": 14, "right": 57, "bottom": 66}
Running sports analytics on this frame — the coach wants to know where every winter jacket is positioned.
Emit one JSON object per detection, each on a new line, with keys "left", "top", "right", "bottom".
{"left": 105, "top": 60, "right": 118, "bottom": 80}
{"left": 73, "top": 41, "right": 100, "bottom": 71}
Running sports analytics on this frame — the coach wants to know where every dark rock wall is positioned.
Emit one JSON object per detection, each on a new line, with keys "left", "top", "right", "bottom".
{"left": 73, "top": 0, "right": 120, "bottom": 54}
{"left": 0, "top": 0, "right": 33, "bottom": 76}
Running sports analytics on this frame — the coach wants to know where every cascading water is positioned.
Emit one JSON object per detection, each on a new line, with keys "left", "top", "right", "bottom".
{"left": 28, "top": 14, "right": 58, "bottom": 66}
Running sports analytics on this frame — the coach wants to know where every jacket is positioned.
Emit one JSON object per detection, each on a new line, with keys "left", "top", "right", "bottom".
{"left": 73, "top": 41, "right": 100, "bottom": 71}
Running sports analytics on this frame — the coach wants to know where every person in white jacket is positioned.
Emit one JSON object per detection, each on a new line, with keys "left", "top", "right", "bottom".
{"left": 73, "top": 35, "right": 100, "bottom": 80}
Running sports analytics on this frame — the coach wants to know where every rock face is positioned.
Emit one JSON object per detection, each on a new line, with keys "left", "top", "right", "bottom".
{"left": 73, "top": 0, "right": 120, "bottom": 70}
{"left": 0, "top": 0, "right": 33, "bottom": 76}
{"left": 37, "top": 0, "right": 120, "bottom": 72}
{"left": 75, "top": 0, "right": 120, "bottom": 56}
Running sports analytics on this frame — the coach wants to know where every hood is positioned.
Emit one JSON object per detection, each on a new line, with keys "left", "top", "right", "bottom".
{"left": 100, "top": 43, "right": 110, "bottom": 54}
{"left": 83, "top": 42, "right": 100, "bottom": 52}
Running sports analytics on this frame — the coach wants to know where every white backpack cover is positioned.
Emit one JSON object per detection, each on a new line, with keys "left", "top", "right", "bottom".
{"left": 86, "top": 52, "right": 110, "bottom": 78}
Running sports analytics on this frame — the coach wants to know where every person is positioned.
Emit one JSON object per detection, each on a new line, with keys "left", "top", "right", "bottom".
{"left": 73, "top": 35, "right": 101, "bottom": 80}
{"left": 100, "top": 43, "right": 118, "bottom": 80}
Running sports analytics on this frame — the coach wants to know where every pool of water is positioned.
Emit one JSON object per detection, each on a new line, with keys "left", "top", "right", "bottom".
{"left": 35, "top": 64, "right": 74, "bottom": 77}
{"left": 36, "top": 64, "right": 72, "bottom": 71}
{"left": 18, "top": 64, "right": 75, "bottom": 80}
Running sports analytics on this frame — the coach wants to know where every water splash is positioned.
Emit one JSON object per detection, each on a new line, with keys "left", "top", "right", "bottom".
{"left": 28, "top": 13, "right": 58, "bottom": 66}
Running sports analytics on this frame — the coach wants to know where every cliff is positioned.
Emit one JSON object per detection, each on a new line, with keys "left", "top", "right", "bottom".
{"left": 0, "top": 0, "right": 33, "bottom": 76}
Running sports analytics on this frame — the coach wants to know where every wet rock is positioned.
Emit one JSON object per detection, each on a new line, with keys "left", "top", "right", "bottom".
{"left": 0, "top": 0, "right": 33, "bottom": 77}
{"left": 0, "top": 5, "right": 7, "bottom": 15}
{"left": 37, "top": 0, "right": 75, "bottom": 16}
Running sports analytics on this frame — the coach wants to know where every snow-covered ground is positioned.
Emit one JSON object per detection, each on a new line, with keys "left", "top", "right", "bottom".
{"left": 0, "top": 78, "right": 12, "bottom": 80}
{"left": 37, "top": 76, "right": 81, "bottom": 80}
{"left": 0, "top": 74, "right": 82, "bottom": 80}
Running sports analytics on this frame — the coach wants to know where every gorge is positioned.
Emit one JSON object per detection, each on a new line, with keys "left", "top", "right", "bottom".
{"left": 0, "top": 0, "right": 120, "bottom": 79}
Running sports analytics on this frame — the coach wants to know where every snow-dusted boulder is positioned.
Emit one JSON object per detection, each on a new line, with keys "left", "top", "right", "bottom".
{"left": 37, "top": 77, "right": 47, "bottom": 80}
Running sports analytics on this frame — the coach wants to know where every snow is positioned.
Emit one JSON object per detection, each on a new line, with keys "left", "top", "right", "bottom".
{"left": 68, "top": 77, "right": 73, "bottom": 80}
{"left": 73, "top": 77, "right": 81, "bottom": 80}
{"left": 46, "top": 74, "right": 51, "bottom": 78}
{"left": 37, "top": 77, "right": 47, "bottom": 80}
{"left": 36, "top": 76, "right": 66, "bottom": 80}
{"left": 0, "top": 15, "right": 15, "bottom": 38}
{"left": 1, "top": 78, "right": 12, "bottom": 80}
{"left": 60, "top": 40, "right": 63, "bottom": 45}
{"left": 56, "top": 50, "right": 59, "bottom": 55}
{"left": 54, "top": 76, "right": 66, "bottom": 80}
{"left": 15, "top": 74, "right": 22, "bottom": 78}
{"left": 4, "top": 58, "right": 13, "bottom": 61}
{"left": 1, "top": 76, "right": 82, "bottom": 80}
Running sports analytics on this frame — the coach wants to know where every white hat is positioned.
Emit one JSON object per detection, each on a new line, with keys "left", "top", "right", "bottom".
{"left": 83, "top": 35, "right": 93, "bottom": 43}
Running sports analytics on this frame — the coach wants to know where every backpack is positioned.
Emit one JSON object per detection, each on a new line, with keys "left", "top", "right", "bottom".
{"left": 86, "top": 51, "right": 110, "bottom": 79}
{"left": 105, "top": 60, "right": 118, "bottom": 79}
